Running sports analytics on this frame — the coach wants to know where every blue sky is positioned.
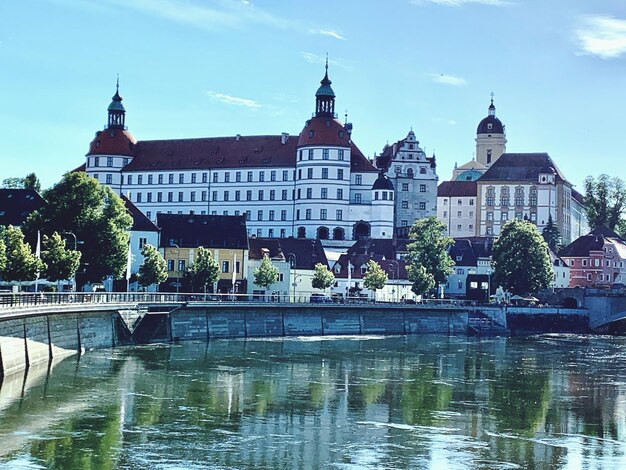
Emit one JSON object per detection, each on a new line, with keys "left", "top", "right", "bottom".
{"left": 2, "top": 0, "right": 626, "bottom": 192}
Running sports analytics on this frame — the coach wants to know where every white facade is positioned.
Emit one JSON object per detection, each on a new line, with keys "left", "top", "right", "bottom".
{"left": 438, "top": 195, "right": 477, "bottom": 237}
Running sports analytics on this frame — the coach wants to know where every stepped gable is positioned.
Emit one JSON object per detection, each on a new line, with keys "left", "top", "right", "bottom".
{"left": 479, "top": 152, "right": 569, "bottom": 183}
{"left": 123, "top": 134, "right": 298, "bottom": 171}
{"left": 156, "top": 213, "right": 248, "bottom": 249}
{"left": 121, "top": 195, "right": 159, "bottom": 232}
{"left": 437, "top": 180, "right": 477, "bottom": 197}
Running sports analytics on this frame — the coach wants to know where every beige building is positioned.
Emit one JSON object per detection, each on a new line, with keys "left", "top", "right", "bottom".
{"left": 437, "top": 181, "right": 478, "bottom": 237}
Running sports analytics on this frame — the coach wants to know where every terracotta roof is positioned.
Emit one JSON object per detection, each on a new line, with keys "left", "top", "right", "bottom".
{"left": 297, "top": 116, "right": 351, "bottom": 148}
{"left": 277, "top": 238, "right": 328, "bottom": 270}
{"left": 121, "top": 195, "right": 159, "bottom": 232}
{"left": 559, "top": 227, "right": 625, "bottom": 257}
{"left": 0, "top": 189, "right": 45, "bottom": 227}
{"left": 124, "top": 135, "right": 298, "bottom": 171}
{"left": 157, "top": 213, "right": 248, "bottom": 249}
{"left": 350, "top": 143, "right": 377, "bottom": 172}
{"left": 248, "top": 237, "right": 285, "bottom": 261}
{"left": 87, "top": 128, "right": 137, "bottom": 156}
{"left": 438, "top": 180, "right": 477, "bottom": 197}
{"left": 479, "top": 153, "right": 569, "bottom": 184}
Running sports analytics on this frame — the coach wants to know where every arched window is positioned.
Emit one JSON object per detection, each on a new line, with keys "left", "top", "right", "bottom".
{"left": 407, "top": 168, "right": 414, "bottom": 178}
{"left": 353, "top": 221, "right": 371, "bottom": 240}
{"left": 333, "top": 227, "right": 345, "bottom": 240}
{"left": 317, "top": 226, "right": 329, "bottom": 240}
{"left": 297, "top": 226, "right": 306, "bottom": 238}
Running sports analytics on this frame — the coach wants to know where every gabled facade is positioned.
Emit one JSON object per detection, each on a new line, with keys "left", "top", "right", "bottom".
{"left": 85, "top": 66, "right": 390, "bottom": 242}
{"left": 558, "top": 227, "right": 626, "bottom": 288}
{"left": 157, "top": 213, "right": 249, "bottom": 293}
{"left": 247, "top": 238, "right": 290, "bottom": 299}
{"left": 375, "top": 130, "right": 438, "bottom": 229}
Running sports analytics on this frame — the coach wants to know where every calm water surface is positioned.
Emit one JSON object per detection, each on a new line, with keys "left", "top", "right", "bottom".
{"left": 1, "top": 334, "right": 626, "bottom": 469}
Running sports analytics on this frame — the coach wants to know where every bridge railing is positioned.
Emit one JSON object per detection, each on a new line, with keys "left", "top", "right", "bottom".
{"left": 0, "top": 292, "right": 483, "bottom": 309}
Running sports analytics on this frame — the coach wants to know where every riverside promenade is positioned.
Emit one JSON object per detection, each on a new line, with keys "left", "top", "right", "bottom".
{"left": 0, "top": 292, "right": 592, "bottom": 379}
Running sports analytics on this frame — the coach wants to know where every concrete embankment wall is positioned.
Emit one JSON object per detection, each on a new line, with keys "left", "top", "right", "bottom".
{"left": 0, "top": 307, "right": 129, "bottom": 379}
{"left": 166, "top": 305, "right": 469, "bottom": 342}
{"left": 506, "top": 307, "right": 589, "bottom": 334}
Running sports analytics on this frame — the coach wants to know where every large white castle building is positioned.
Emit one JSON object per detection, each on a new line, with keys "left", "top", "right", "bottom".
{"left": 84, "top": 67, "right": 400, "bottom": 241}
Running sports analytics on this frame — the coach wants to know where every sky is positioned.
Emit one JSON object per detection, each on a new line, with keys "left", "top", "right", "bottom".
{"left": 2, "top": 0, "right": 626, "bottom": 192}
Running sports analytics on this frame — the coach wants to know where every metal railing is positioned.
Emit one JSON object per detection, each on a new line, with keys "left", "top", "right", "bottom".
{"left": 0, "top": 292, "right": 482, "bottom": 310}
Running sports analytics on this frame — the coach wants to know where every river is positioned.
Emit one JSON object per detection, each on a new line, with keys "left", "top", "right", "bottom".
{"left": 0, "top": 334, "right": 625, "bottom": 469}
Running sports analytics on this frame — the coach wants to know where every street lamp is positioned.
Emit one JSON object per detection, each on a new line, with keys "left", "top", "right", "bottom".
{"left": 388, "top": 260, "right": 399, "bottom": 302}
{"left": 61, "top": 231, "right": 79, "bottom": 292}
{"left": 287, "top": 253, "right": 297, "bottom": 301}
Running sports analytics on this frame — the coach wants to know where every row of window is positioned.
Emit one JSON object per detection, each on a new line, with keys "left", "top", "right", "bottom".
{"left": 296, "top": 167, "right": 345, "bottom": 181}
{"left": 445, "top": 224, "right": 475, "bottom": 232}
{"left": 167, "top": 259, "right": 241, "bottom": 274}
{"left": 92, "top": 156, "right": 129, "bottom": 168}
{"left": 442, "top": 198, "right": 475, "bottom": 206}
{"left": 442, "top": 210, "right": 475, "bottom": 218}
{"left": 393, "top": 166, "right": 429, "bottom": 177}
{"left": 566, "top": 258, "right": 625, "bottom": 268}
{"left": 486, "top": 212, "right": 537, "bottom": 222}
{"left": 298, "top": 148, "right": 345, "bottom": 161}
{"left": 295, "top": 209, "right": 343, "bottom": 221}
{"left": 486, "top": 196, "right": 537, "bottom": 207}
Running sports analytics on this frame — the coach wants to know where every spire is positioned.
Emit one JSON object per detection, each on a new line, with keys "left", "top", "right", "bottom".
{"left": 107, "top": 76, "right": 126, "bottom": 130}
{"left": 488, "top": 92, "right": 496, "bottom": 116}
{"left": 315, "top": 56, "right": 335, "bottom": 117}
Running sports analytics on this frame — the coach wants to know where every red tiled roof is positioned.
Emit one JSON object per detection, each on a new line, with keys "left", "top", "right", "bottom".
{"left": 87, "top": 128, "right": 137, "bottom": 156}
{"left": 350, "top": 142, "right": 377, "bottom": 172}
{"left": 297, "top": 116, "right": 351, "bottom": 148}
{"left": 123, "top": 135, "right": 298, "bottom": 171}
{"left": 437, "top": 180, "right": 477, "bottom": 197}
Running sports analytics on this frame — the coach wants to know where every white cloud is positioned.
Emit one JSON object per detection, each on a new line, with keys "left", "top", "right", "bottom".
{"left": 428, "top": 73, "right": 467, "bottom": 86}
{"left": 309, "top": 28, "right": 346, "bottom": 40}
{"left": 574, "top": 15, "right": 626, "bottom": 59}
{"left": 99, "top": 0, "right": 289, "bottom": 31}
{"left": 411, "top": 0, "right": 512, "bottom": 6}
{"left": 301, "top": 52, "right": 348, "bottom": 69}
{"left": 206, "top": 91, "right": 261, "bottom": 108}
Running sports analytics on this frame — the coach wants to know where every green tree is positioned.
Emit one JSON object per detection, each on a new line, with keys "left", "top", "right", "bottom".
{"left": 492, "top": 220, "right": 553, "bottom": 295}
{"left": 406, "top": 217, "right": 454, "bottom": 296}
{"left": 541, "top": 214, "right": 561, "bottom": 252}
{"left": 24, "top": 172, "right": 133, "bottom": 285}
{"left": 1, "top": 226, "right": 45, "bottom": 287}
{"left": 253, "top": 254, "right": 279, "bottom": 291}
{"left": 584, "top": 174, "right": 626, "bottom": 231}
{"left": 2, "top": 177, "right": 24, "bottom": 189}
{"left": 41, "top": 232, "right": 81, "bottom": 283}
{"left": 137, "top": 244, "right": 168, "bottom": 288}
{"left": 311, "top": 263, "right": 335, "bottom": 292}
{"left": 363, "top": 260, "right": 388, "bottom": 294}
{"left": 23, "top": 173, "right": 41, "bottom": 192}
{"left": 189, "top": 247, "right": 219, "bottom": 292}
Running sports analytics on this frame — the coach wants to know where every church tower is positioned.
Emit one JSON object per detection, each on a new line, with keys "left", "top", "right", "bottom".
{"left": 475, "top": 96, "right": 506, "bottom": 168}
{"left": 85, "top": 79, "right": 136, "bottom": 195}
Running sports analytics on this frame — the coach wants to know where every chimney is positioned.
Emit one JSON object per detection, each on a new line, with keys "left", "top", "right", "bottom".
{"left": 281, "top": 132, "right": 289, "bottom": 144}
{"left": 392, "top": 143, "right": 397, "bottom": 156}
{"left": 235, "top": 134, "right": 241, "bottom": 141}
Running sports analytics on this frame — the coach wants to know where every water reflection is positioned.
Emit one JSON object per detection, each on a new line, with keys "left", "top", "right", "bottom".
{"left": 1, "top": 335, "right": 626, "bottom": 469}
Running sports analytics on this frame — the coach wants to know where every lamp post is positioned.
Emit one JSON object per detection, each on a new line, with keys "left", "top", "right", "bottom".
{"left": 287, "top": 253, "right": 297, "bottom": 301}
{"left": 61, "top": 231, "right": 79, "bottom": 292}
{"left": 388, "top": 260, "right": 399, "bottom": 302}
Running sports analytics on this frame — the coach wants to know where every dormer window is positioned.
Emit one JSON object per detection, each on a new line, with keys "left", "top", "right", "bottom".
{"left": 487, "top": 123, "right": 493, "bottom": 130}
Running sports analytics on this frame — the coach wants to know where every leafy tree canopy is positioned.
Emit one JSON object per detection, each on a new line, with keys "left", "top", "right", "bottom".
{"left": 406, "top": 217, "right": 454, "bottom": 296}
{"left": 1, "top": 225, "right": 45, "bottom": 284}
{"left": 41, "top": 232, "right": 81, "bottom": 282}
{"left": 0, "top": 231, "right": 6, "bottom": 273}
{"left": 138, "top": 244, "right": 168, "bottom": 287}
{"left": 2, "top": 173, "right": 41, "bottom": 192}
{"left": 492, "top": 220, "right": 553, "bottom": 295}
{"left": 188, "top": 247, "right": 220, "bottom": 292}
{"left": 584, "top": 174, "right": 626, "bottom": 231}
{"left": 541, "top": 214, "right": 561, "bottom": 252}
{"left": 363, "top": 260, "right": 388, "bottom": 292}
{"left": 312, "top": 263, "right": 335, "bottom": 291}
{"left": 253, "top": 254, "right": 280, "bottom": 290}
{"left": 24, "top": 172, "right": 132, "bottom": 283}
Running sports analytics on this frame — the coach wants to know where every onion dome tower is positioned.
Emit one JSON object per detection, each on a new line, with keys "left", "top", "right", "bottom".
{"left": 294, "top": 60, "right": 353, "bottom": 241}
{"left": 85, "top": 78, "right": 136, "bottom": 195}
{"left": 475, "top": 94, "right": 506, "bottom": 168}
